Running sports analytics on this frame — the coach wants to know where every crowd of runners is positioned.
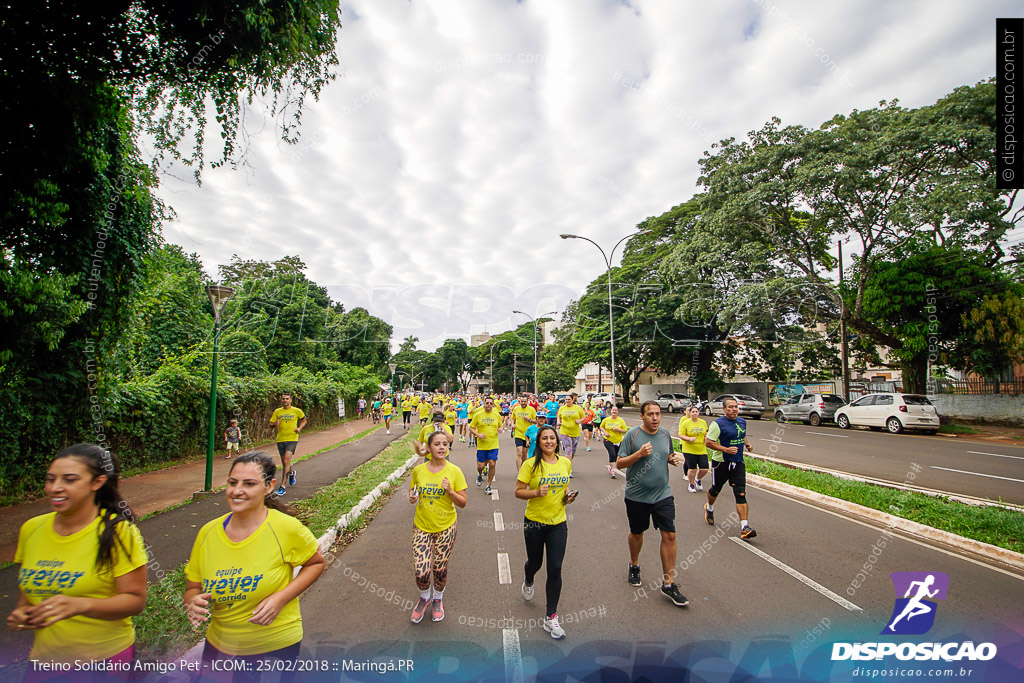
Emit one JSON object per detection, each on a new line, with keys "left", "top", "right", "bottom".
{"left": 9, "top": 388, "right": 756, "bottom": 675}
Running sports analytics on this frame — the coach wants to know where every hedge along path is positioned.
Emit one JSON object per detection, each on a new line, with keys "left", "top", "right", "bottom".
{"left": 148, "top": 436, "right": 419, "bottom": 665}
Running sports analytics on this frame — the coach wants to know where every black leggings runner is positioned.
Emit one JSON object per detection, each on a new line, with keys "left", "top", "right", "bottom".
{"left": 523, "top": 518, "right": 567, "bottom": 617}
{"left": 604, "top": 439, "right": 619, "bottom": 464}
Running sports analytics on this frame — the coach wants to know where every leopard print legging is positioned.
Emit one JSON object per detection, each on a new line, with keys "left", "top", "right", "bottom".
{"left": 413, "top": 521, "right": 458, "bottom": 591}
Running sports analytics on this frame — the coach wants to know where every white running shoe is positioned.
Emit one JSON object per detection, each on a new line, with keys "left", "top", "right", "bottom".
{"left": 696, "top": 480, "right": 703, "bottom": 491}
{"left": 485, "top": 486, "right": 493, "bottom": 495}
{"left": 386, "top": 429, "right": 390, "bottom": 434}
{"left": 522, "top": 582, "right": 534, "bottom": 601}
{"left": 543, "top": 614, "right": 565, "bottom": 639}
{"left": 687, "top": 483, "right": 697, "bottom": 493}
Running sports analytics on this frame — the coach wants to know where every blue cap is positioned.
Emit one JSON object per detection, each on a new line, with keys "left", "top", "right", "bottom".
{"left": 537, "top": 411, "right": 547, "bottom": 418}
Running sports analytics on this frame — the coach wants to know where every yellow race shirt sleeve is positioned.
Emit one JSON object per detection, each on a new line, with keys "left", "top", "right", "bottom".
{"left": 411, "top": 462, "right": 467, "bottom": 532}
{"left": 16, "top": 513, "right": 146, "bottom": 662}
{"left": 517, "top": 456, "right": 573, "bottom": 525}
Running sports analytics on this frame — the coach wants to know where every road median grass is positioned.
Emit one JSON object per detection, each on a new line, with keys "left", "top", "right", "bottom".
{"left": 132, "top": 433, "right": 417, "bottom": 662}
{"left": 745, "top": 456, "right": 1024, "bottom": 555}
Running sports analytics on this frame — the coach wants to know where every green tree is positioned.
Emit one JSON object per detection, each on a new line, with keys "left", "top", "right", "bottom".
{"left": 961, "top": 292, "right": 1024, "bottom": 389}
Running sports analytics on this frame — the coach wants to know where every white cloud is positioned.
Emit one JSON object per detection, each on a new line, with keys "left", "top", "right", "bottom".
{"left": 158, "top": 0, "right": 1009, "bottom": 351}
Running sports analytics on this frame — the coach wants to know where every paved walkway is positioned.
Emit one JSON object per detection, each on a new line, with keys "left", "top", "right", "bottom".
{"left": 0, "top": 417, "right": 381, "bottom": 564}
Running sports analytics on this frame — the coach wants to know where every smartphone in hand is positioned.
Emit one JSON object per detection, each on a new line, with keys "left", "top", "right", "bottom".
{"left": 563, "top": 489, "right": 579, "bottom": 504}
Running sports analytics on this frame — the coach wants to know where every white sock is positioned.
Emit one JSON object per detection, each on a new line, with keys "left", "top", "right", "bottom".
{"left": 706, "top": 503, "right": 714, "bottom": 512}
{"left": 741, "top": 520, "right": 749, "bottom": 529}
{"left": 433, "top": 587, "right": 444, "bottom": 601}
{"left": 420, "top": 588, "right": 431, "bottom": 601}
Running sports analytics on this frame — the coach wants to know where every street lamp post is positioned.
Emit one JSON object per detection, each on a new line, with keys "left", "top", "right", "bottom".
{"left": 489, "top": 340, "right": 508, "bottom": 393}
{"left": 560, "top": 230, "right": 651, "bottom": 402}
{"left": 203, "top": 284, "right": 235, "bottom": 493}
{"left": 512, "top": 310, "right": 556, "bottom": 396}
{"left": 389, "top": 362, "right": 397, "bottom": 398}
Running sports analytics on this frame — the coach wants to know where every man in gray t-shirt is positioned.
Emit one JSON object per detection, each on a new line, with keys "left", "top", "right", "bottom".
{"left": 616, "top": 401, "right": 688, "bottom": 607}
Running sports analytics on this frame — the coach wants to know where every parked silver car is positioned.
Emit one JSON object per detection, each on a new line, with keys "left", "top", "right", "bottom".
{"left": 774, "top": 393, "right": 847, "bottom": 426}
{"left": 704, "top": 394, "right": 765, "bottom": 419}
{"left": 654, "top": 393, "right": 688, "bottom": 413}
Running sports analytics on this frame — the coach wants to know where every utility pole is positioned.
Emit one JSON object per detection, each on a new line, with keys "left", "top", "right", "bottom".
{"left": 839, "top": 239, "right": 850, "bottom": 400}
{"left": 513, "top": 353, "right": 518, "bottom": 395}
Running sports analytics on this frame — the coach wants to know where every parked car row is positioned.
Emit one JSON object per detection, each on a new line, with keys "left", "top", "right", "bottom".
{"left": 654, "top": 390, "right": 941, "bottom": 435}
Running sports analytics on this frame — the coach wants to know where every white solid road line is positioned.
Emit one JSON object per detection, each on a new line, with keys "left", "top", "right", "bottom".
{"left": 503, "top": 627, "right": 525, "bottom": 683}
{"left": 967, "top": 450, "right": 1024, "bottom": 461}
{"left": 806, "top": 431, "right": 848, "bottom": 438}
{"left": 758, "top": 438, "right": 805, "bottom": 447}
{"left": 931, "top": 466, "right": 1024, "bottom": 484}
{"left": 729, "top": 537, "right": 863, "bottom": 613}
{"left": 497, "top": 553, "right": 512, "bottom": 584}
{"left": 492, "top": 490, "right": 500, "bottom": 501}
{"left": 494, "top": 512, "right": 505, "bottom": 532}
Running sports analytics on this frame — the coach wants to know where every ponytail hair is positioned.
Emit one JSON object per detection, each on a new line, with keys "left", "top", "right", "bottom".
{"left": 229, "top": 452, "right": 294, "bottom": 515}
{"left": 52, "top": 444, "right": 135, "bottom": 572}
{"left": 530, "top": 425, "right": 561, "bottom": 475}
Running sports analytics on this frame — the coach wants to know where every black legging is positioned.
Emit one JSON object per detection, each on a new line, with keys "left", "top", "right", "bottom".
{"left": 604, "top": 439, "right": 619, "bottom": 464}
{"left": 403, "top": 411, "right": 411, "bottom": 426}
{"left": 523, "top": 518, "right": 567, "bottom": 617}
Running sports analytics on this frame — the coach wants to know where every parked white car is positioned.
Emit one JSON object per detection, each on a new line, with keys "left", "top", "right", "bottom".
{"left": 834, "top": 393, "right": 941, "bottom": 434}
{"left": 591, "top": 392, "right": 624, "bottom": 408}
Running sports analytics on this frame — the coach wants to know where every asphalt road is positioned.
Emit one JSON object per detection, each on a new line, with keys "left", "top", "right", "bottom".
{"left": 299, "top": 429, "right": 1024, "bottom": 681}
{"left": 624, "top": 412, "right": 1024, "bottom": 506}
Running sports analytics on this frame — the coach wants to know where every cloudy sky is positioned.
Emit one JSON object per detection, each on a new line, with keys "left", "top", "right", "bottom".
{"left": 157, "top": 0, "right": 1011, "bottom": 352}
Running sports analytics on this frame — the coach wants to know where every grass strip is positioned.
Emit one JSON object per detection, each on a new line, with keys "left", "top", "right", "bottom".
{"left": 291, "top": 434, "right": 416, "bottom": 537}
{"left": 746, "top": 457, "right": 1024, "bottom": 554}
{"left": 133, "top": 566, "right": 196, "bottom": 662}
{"left": 132, "top": 433, "right": 416, "bottom": 660}
{"left": 938, "top": 423, "right": 979, "bottom": 435}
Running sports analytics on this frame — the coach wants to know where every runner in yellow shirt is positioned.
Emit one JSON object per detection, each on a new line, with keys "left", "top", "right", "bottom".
{"left": 415, "top": 412, "right": 455, "bottom": 458}
{"left": 515, "top": 425, "right": 577, "bottom": 639}
{"left": 556, "top": 393, "right": 585, "bottom": 465}
{"left": 677, "top": 405, "right": 710, "bottom": 493}
{"left": 469, "top": 396, "right": 504, "bottom": 495}
{"left": 184, "top": 452, "right": 325, "bottom": 668}
{"left": 401, "top": 395, "right": 413, "bottom": 430}
{"left": 408, "top": 433, "right": 467, "bottom": 623}
{"left": 418, "top": 400, "right": 432, "bottom": 426}
{"left": 270, "top": 392, "right": 307, "bottom": 496}
{"left": 511, "top": 392, "right": 538, "bottom": 470}
{"left": 381, "top": 398, "right": 394, "bottom": 434}
{"left": 9, "top": 444, "right": 147, "bottom": 665}
{"left": 601, "top": 405, "right": 629, "bottom": 478}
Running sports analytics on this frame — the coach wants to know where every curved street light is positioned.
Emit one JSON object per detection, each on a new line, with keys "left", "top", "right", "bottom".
{"left": 560, "top": 230, "right": 651, "bottom": 400}
{"left": 512, "top": 309, "right": 557, "bottom": 395}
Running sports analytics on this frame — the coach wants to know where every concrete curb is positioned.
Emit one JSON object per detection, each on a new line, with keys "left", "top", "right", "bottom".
{"left": 748, "top": 473, "right": 1024, "bottom": 573}
{"left": 314, "top": 453, "right": 420, "bottom": 555}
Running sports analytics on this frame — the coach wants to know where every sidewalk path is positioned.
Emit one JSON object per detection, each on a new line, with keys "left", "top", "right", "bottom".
{"left": 0, "top": 418, "right": 404, "bottom": 666}
{"left": 0, "top": 418, "right": 381, "bottom": 564}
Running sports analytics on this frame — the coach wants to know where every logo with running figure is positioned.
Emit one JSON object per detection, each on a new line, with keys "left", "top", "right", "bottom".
{"left": 882, "top": 571, "right": 949, "bottom": 635}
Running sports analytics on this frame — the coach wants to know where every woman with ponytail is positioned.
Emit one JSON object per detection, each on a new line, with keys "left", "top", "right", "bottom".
{"left": 184, "top": 452, "right": 325, "bottom": 680}
{"left": 6, "top": 444, "right": 147, "bottom": 668}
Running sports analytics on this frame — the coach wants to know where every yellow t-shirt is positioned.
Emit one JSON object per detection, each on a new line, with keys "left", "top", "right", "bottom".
{"left": 410, "top": 461, "right": 468, "bottom": 533}
{"left": 444, "top": 408, "right": 457, "bottom": 426}
{"left": 418, "top": 403, "right": 432, "bottom": 419}
{"left": 381, "top": 401, "right": 393, "bottom": 417}
{"left": 185, "top": 509, "right": 319, "bottom": 656}
{"left": 517, "top": 456, "right": 573, "bottom": 526}
{"left": 411, "top": 395, "right": 421, "bottom": 407}
{"left": 557, "top": 405, "right": 585, "bottom": 437}
{"left": 401, "top": 399, "right": 412, "bottom": 412}
{"left": 677, "top": 417, "right": 709, "bottom": 455}
{"left": 15, "top": 513, "right": 146, "bottom": 662}
{"left": 470, "top": 409, "right": 503, "bottom": 450}
{"left": 271, "top": 407, "right": 306, "bottom": 442}
{"left": 512, "top": 404, "right": 537, "bottom": 439}
{"left": 602, "top": 417, "right": 628, "bottom": 444}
